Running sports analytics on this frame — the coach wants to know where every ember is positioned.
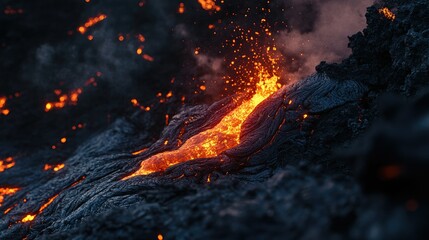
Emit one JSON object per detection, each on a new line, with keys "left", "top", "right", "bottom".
{"left": 44, "top": 163, "right": 65, "bottom": 172}
{"left": 21, "top": 194, "right": 58, "bottom": 223}
{"left": 20, "top": 176, "right": 85, "bottom": 223}
{"left": 125, "top": 70, "right": 280, "bottom": 178}
{"left": 44, "top": 88, "right": 82, "bottom": 112}
{"left": 379, "top": 7, "right": 396, "bottom": 21}
{"left": 0, "top": 97, "right": 10, "bottom": 116}
{"left": 77, "top": 14, "right": 107, "bottom": 34}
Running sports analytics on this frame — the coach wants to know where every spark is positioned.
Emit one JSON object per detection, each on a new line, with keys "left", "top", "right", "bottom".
{"left": 178, "top": 3, "right": 185, "bottom": 14}
{"left": 44, "top": 164, "right": 65, "bottom": 172}
{"left": 77, "top": 14, "right": 107, "bottom": 35}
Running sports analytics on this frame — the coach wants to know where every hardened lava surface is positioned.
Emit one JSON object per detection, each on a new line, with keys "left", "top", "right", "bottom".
{"left": 1, "top": 0, "right": 429, "bottom": 239}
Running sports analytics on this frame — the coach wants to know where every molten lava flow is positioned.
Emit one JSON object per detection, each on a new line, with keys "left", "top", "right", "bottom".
{"left": 379, "top": 7, "right": 396, "bottom": 21}
{"left": 20, "top": 176, "right": 85, "bottom": 223}
{"left": 21, "top": 214, "right": 36, "bottom": 223}
{"left": 0, "top": 157, "right": 15, "bottom": 172}
{"left": 131, "top": 98, "right": 151, "bottom": 112}
{"left": 143, "top": 54, "right": 154, "bottom": 62}
{"left": 124, "top": 69, "right": 280, "bottom": 179}
{"left": 178, "top": 3, "right": 185, "bottom": 14}
{"left": 0, "top": 187, "right": 19, "bottom": 207}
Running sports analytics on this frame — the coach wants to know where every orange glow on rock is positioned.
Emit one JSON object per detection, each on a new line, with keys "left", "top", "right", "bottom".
{"left": 39, "top": 194, "right": 59, "bottom": 212}
{"left": 379, "top": 7, "right": 396, "bottom": 21}
{"left": 21, "top": 194, "right": 59, "bottom": 223}
{"left": 4, "top": 205, "right": 15, "bottom": 214}
{"left": 165, "top": 114, "right": 170, "bottom": 126}
{"left": 20, "top": 176, "right": 85, "bottom": 223}
{"left": 44, "top": 163, "right": 65, "bottom": 172}
{"left": 132, "top": 148, "right": 148, "bottom": 156}
{"left": 0, "top": 187, "right": 19, "bottom": 207}
{"left": 21, "top": 214, "right": 36, "bottom": 223}
{"left": 0, "top": 157, "right": 15, "bottom": 172}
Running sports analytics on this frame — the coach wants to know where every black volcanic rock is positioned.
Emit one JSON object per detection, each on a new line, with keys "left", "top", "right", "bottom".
{"left": 1, "top": 0, "right": 429, "bottom": 240}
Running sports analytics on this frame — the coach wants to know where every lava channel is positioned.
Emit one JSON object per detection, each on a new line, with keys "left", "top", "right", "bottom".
{"left": 124, "top": 69, "right": 281, "bottom": 179}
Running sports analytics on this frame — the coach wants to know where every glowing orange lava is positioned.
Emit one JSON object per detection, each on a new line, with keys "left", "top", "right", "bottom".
{"left": 44, "top": 163, "right": 65, "bottom": 172}
{"left": 0, "top": 187, "right": 19, "bottom": 207}
{"left": 20, "top": 176, "right": 85, "bottom": 223}
{"left": 124, "top": 65, "right": 280, "bottom": 179}
{"left": 21, "top": 194, "right": 59, "bottom": 223}
{"left": 21, "top": 214, "right": 36, "bottom": 223}
{"left": 0, "top": 157, "right": 15, "bottom": 172}
{"left": 379, "top": 7, "right": 396, "bottom": 21}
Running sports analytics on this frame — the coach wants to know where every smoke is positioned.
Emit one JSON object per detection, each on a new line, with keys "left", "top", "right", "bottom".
{"left": 276, "top": 0, "right": 373, "bottom": 81}
{"left": 194, "top": 54, "right": 224, "bottom": 98}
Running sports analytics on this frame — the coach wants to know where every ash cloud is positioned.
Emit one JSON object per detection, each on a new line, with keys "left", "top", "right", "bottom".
{"left": 276, "top": 0, "right": 373, "bottom": 81}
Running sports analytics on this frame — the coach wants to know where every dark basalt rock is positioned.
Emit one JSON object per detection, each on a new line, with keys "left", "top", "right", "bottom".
{"left": 1, "top": 0, "right": 429, "bottom": 239}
